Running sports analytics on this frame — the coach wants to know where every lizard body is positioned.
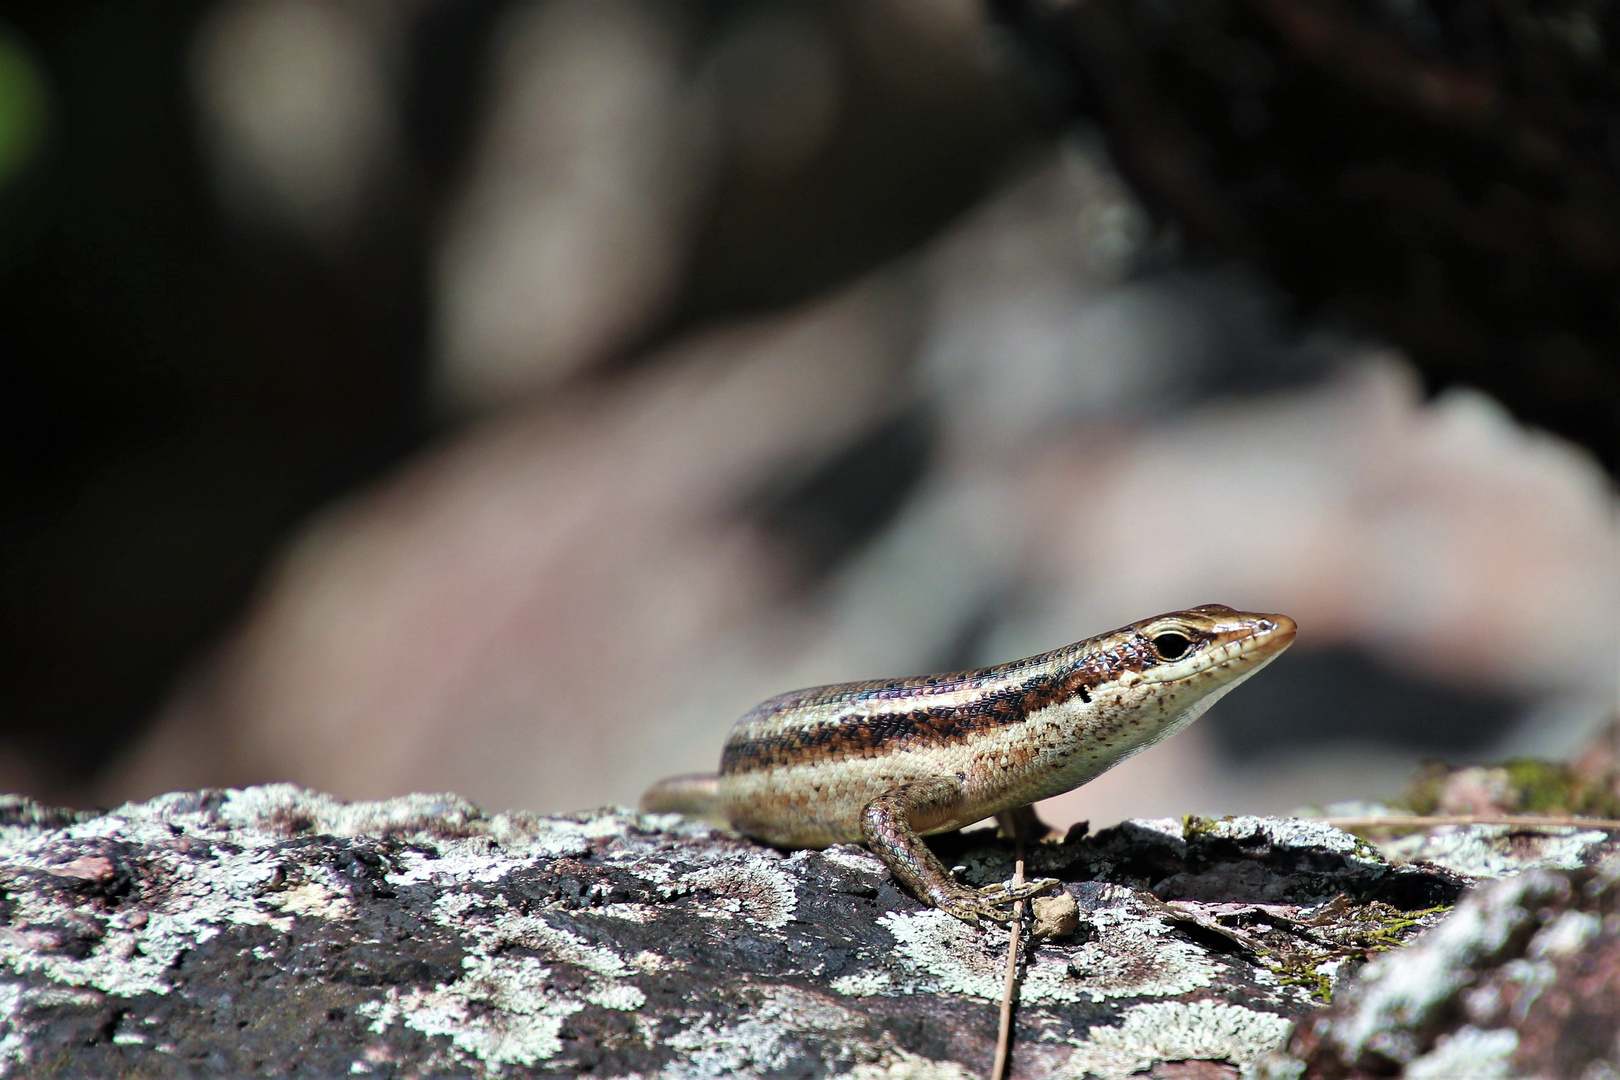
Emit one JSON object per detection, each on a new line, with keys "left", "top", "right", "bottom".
{"left": 642, "top": 604, "right": 1295, "bottom": 923}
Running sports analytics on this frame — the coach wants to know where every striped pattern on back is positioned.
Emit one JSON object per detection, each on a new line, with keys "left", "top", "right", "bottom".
{"left": 718, "top": 634, "right": 1163, "bottom": 774}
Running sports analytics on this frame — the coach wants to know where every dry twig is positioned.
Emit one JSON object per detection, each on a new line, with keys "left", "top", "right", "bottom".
{"left": 990, "top": 838, "right": 1026, "bottom": 1080}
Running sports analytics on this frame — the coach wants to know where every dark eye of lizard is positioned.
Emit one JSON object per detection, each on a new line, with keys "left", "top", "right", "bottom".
{"left": 1151, "top": 633, "right": 1192, "bottom": 660}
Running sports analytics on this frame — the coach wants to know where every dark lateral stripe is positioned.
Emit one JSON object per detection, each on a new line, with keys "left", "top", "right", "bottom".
{"left": 715, "top": 613, "right": 1228, "bottom": 775}
{"left": 720, "top": 665, "right": 1104, "bottom": 774}
{"left": 712, "top": 608, "right": 1287, "bottom": 775}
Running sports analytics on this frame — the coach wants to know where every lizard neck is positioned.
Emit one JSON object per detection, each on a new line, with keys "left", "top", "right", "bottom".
{"left": 956, "top": 618, "right": 1293, "bottom": 816}
{"left": 1013, "top": 663, "right": 1267, "bottom": 805}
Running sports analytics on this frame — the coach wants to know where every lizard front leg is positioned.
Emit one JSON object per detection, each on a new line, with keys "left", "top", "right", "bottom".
{"left": 860, "top": 779, "right": 1058, "bottom": 925}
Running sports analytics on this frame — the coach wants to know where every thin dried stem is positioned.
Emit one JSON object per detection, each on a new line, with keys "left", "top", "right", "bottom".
{"left": 990, "top": 837, "right": 1026, "bottom": 1080}
{"left": 1321, "top": 814, "right": 1620, "bottom": 831}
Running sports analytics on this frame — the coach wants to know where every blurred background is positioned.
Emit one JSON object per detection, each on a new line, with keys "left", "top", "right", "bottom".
{"left": 0, "top": 0, "right": 1614, "bottom": 828}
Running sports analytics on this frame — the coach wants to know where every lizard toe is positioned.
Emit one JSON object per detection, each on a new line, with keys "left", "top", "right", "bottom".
{"left": 934, "top": 886, "right": 1035, "bottom": 924}
{"left": 974, "top": 877, "right": 1060, "bottom": 904}
{"left": 933, "top": 896, "right": 986, "bottom": 925}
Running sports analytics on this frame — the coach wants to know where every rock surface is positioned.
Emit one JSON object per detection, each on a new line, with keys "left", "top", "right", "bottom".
{"left": 0, "top": 786, "right": 1613, "bottom": 1079}
{"left": 1259, "top": 854, "right": 1620, "bottom": 1079}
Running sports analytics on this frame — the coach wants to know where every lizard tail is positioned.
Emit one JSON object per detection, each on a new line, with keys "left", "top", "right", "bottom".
{"left": 639, "top": 773, "right": 723, "bottom": 821}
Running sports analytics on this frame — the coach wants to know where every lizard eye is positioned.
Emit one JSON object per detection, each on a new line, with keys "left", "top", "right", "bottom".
{"left": 1151, "top": 632, "right": 1192, "bottom": 660}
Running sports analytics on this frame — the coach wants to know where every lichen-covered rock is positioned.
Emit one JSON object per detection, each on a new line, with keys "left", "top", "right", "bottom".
{"left": 0, "top": 786, "right": 1607, "bottom": 1079}
{"left": 1260, "top": 853, "right": 1620, "bottom": 1079}
{"left": 1375, "top": 821, "right": 1616, "bottom": 882}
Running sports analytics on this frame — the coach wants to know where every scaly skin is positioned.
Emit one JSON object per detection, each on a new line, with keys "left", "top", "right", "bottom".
{"left": 643, "top": 604, "right": 1296, "bottom": 924}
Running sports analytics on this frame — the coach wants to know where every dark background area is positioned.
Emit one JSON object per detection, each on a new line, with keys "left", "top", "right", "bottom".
{"left": 998, "top": 0, "right": 1620, "bottom": 470}
{"left": 2, "top": 1, "right": 428, "bottom": 783}
{"left": 0, "top": 0, "right": 1039, "bottom": 790}
{"left": 0, "top": 0, "right": 1611, "bottom": 812}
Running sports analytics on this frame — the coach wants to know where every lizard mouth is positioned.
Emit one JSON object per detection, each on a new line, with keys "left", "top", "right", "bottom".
{"left": 1241, "top": 613, "right": 1297, "bottom": 656}
{"left": 1210, "top": 611, "right": 1296, "bottom": 662}
{"left": 1205, "top": 611, "right": 1297, "bottom": 679}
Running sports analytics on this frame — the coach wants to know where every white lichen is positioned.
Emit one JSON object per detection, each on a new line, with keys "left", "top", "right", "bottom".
{"left": 593, "top": 901, "right": 661, "bottom": 922}
{"left": 661, "top": 985, "right": 866, "bottom": 1079}
{"left": 686, "top": 860, "right": 798, "bottom": 929}
{"left": 0, "top": 835, "right": 286, "bottom": 997}
{"left": 1403, "top": 1025, "right": 1519, "bottom": 1080}
{"left": 879, "top": 886, "right": 1218, "bottom": 1004}
{"left": 1208, "top": 817, "right": 1384, "bottom": 870}
{"left": 817, "top": 845, "right": 888, "bottom": 877}
{"left": 1063, "top": 1000, "right": 1293, "bottom": 1080}
{"left": 0, "top": 981, "right": 107, "bottom": 1078}
{"left": 830, "top": 970, "right": 893, "bottom": 997}
{"left": 274, "top": 882, "right": 353, "bottom": 920}
{"left": 1380, "top": 825, "right": 1607, "bottom": 879}
{"left": 1527, "top": 909, "right": 1602, "bottom": 960}
{"left": 350, "top": 878, "right": 650, "bottom": 1072}
{"left": 467, "top": 912, "right": 632, "bottom": 980}
{"left": 358, "top": 955, "right": 584, "bottom": 1072}
{"left": 0, "top": 982, "right": 26, "bottom": 1076}
{"left": 1052, "top": 905, "right": 1217, "bottom": 1003}
{"left": 877, "top": 909, "right": 1011, "bottom": 1000}
{"left": 586, "top": 983, "right": 647, "bottom": 1011}
{"left": 0, "top": 785, "right": 679, "bottom": 1075}
{"left": 1325, "top": 872, "right": 1544, "bottom": 1064}
{"left": 1122, "top": 818, "right": 1188, "bottom": 847}
{"left": 837, "top": 1050, "right": 979, "bottom": 1079}
{"left": 631, "top": 949, "right": 676, "bottom": 972}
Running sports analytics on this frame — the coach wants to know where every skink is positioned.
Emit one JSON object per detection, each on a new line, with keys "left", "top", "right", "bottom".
{"left": 643, "top": 604, "right": 1296, "bottom": 923}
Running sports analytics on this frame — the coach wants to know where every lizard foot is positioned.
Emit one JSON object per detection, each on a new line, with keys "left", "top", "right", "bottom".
{"left": 933, "top": 877, "right": 1060, "bottom": 925}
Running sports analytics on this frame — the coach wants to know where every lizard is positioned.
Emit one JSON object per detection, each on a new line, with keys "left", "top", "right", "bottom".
{"left": 641, "top": 604, "right": 1296, "bottom": 924}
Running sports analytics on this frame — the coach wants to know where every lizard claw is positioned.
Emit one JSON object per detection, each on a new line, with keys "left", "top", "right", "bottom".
{"left": 933, "top": 895, "right": 1005, "bottom": 925}
{"left": 933, "top": 877, "right": 1060, "bottom": 925}
{"left": 976, "top": 876, "right": 1060, "bottom": 903}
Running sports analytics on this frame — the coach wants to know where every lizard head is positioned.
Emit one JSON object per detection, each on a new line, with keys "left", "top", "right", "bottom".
{"left": 1127, "top": 603, "right": 1296, "bottom": 688}
{"left": 1054, "top": 604, "right": 1296, "bottom": 758}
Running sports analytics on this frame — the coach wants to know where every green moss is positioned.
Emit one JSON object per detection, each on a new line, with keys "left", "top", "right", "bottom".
{"left": 1500, "top": 758, "right": 1620, "bottom": 817}
{"left": 1361, "top": 904, "right": 1451, "bottom": 951}
{"left": 1276, "top": 963, "right": 1335, "bottom": 1003}
{"left": 1399, "top": 762, "right": 1449, "bottom": 816}
{"left": 1253, "top": 896, "right": 1454, "bottom": 1009}
{"left": 1396, "top": 757, "right": 1620, "bottom": 818}
{"left": 1181, "top": 814, "right": 1221, "bottom": 841}
{"left": 1347, "top": 834, "right": 1382, "bottom": 863}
